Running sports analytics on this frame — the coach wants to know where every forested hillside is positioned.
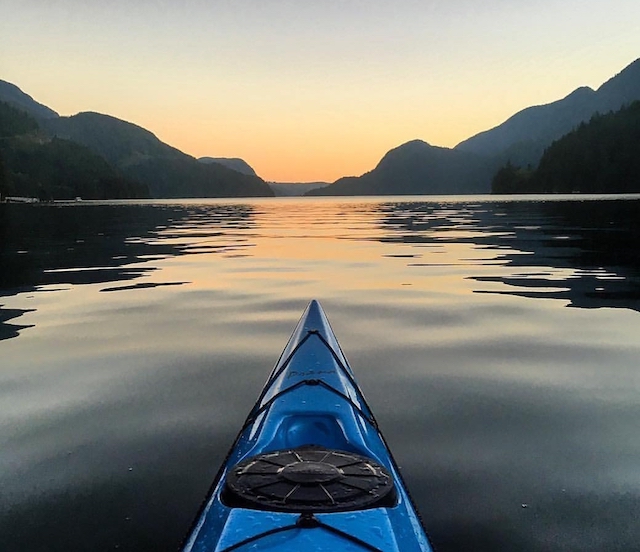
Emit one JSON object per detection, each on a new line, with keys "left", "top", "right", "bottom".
{"left": 43, "top": 112, "right": 274, "bottom": 198}
{"left": 459, "top": 58, "right": 640, "bottom": 168}
{"left": 1, "top": 80, "right": 274, "bottom": 199}
{"left": 0, "top": 102, "right": 149, "bottom": 200}
{"left": 307, "top": 140, "right": 497, "bottom": 196}
{"left": 492, "top": 101, "right": 640, "bottom": 194}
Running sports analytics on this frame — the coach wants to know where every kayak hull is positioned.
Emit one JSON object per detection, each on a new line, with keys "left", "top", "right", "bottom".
{"left": 183, "top": 300, "right": 432, "bottom": 552}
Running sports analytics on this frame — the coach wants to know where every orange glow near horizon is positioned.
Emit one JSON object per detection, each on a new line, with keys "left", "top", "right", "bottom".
{"left": 3, "top": 1, "right": 639, "bottom": 182}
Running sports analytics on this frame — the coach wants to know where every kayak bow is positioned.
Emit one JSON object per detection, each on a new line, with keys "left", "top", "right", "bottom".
{"left": 183, "top": 300, "right": 433, "bottom": 552}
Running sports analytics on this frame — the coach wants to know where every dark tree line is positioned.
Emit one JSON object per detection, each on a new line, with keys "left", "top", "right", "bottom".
{"left": 492, "top": 101, "right": 640, "bottom": 194}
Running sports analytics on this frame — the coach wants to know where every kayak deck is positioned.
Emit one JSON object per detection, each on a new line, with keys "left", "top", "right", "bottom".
{"left": 183, "top": 300, "right": 432, "bottom": 552}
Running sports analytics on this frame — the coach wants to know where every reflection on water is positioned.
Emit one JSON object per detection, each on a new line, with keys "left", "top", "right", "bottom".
{"left": 1, "top": 197, "right": 640, "bottom": 552}
{"left": 3, "top": 198, "right": 640, "bottom": 341}
{"left": 0, "top": 202, "right": 257, "bottom": 340}
{"left": 374, "top": 199, "right": 640, "bottom": 312}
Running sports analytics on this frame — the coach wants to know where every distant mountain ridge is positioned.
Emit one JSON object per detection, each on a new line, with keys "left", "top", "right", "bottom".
{"left": 308, "top": 140, "right": 498, "bottom": 196}
{"left": 198, "top": 157, "right": 257, "bottom": 176}
{"left": 43, "top": 112, "right": 184, "bottom": 167}
{"left": 269, "top": 182, "right": 328, "bottom": 196}
{"left": 0, "top": 82, "right": 273, "bottom": 198}
{"left": 455, "top": 86, "right": 599, "bottom": 161}
{"left": 455, "top": 58, "right": 640, "bottom": 166}
{"left": 198, "top": 159, "right": 330, "bottom": 196}
{"left": 312, "top": 57, "right": 640, "bottom": 196}
{"left": 4, "top": 56, "right": 640, "bottom": 199}
{"left": 598, "top": 58, "right": 640, "bottom": 105}
{"left": 0, "top": 101, "right": 149, "bottom": 200}
{"left": 42, "top": 112, "right": 272, "bottom": 198}
{"left": 0, "top": 79, "right": 59, "bottom": 120}
{"left": 492, "top": 101, "right": 640, "bottom": 194}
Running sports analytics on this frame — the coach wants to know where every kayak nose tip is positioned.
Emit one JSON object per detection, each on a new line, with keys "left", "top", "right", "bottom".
{"left": 304, "top": 299, "right": 326, "bottom": 330}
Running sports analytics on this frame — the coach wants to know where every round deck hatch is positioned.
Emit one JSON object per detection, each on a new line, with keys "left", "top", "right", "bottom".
{"left": 222, "top": 446, "right": 397, "bottom": 512}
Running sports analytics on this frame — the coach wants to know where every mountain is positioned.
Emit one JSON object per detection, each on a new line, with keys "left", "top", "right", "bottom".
{"left": 0, "top": 101, "right": 148, "bottom": 200}
{"left": 198, "top": 157, "right": 257, "bottom": 176}
{"left": 42, "top": 112, "right": 182, "bottom": 166}
{"left": 5, "top": 57, "right": 640, "bottom": 199}
{"left": 598, "top": 58, "right": 640, "bottom": 107}
{"left": 456, "top": 58, "right": 640, "bottom": 166}
{"left": 0, "top": 81, "right": 274, "bottom": 198}
{"left": 269, "top": 182, "right": 328, "bottom": 196}
{"left": 456, "top": 86, "right": 599, "bottom": 162}
{"left": 42, "top": 112, "right": 273, "bottom": 198}
{"left": 0, "top": 79, "right": 59, "bottom": 120}
{"left": 493, "top": 101, "right": 640, "bottom": 194}
{"left": 307, "top": 140, "right": 498, "bottom": 196}
{"left": 317, "top": 57, "right": 640, "bottom": 197}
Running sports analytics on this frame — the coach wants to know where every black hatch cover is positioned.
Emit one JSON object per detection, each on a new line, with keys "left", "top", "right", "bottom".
{"left": 222, "top": 445, "right": 397, "bottom": 513}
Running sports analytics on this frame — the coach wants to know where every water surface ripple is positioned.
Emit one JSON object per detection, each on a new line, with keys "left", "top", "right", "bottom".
{"left": 1, "top": 196, "right": 639, "bottom": 551}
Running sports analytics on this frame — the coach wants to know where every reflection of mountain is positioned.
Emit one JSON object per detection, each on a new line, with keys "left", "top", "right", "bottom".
{"left": 471, "top": 201, "right": 640, "bottom": 311}
{"left": 0, "top": 306, "right": 34, "bottom": 341}
{"left": 373, "top": 199, "right": 640, "bottom": 313}
{"left": 0, "top": 202, "right": 257, "bottom": 341}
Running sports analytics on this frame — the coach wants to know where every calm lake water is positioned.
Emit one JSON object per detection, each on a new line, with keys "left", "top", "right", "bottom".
{"left": 1, "top": 196, "right": 640, "bottom": 552}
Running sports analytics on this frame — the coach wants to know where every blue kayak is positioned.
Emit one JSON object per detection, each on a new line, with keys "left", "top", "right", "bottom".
{"left": 183, "top": 300, "right": 433, "bottom": 551}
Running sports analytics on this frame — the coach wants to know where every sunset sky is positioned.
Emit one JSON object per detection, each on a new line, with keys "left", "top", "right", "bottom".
{"left": 2, "top": 0, "right": 639, "bottom": 182}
